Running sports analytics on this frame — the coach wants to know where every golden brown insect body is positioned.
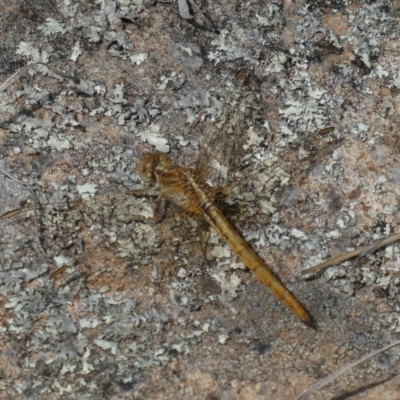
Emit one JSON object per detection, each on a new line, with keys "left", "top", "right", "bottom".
{"left": 137, "top": 152, "right": 313, "bottom": 327}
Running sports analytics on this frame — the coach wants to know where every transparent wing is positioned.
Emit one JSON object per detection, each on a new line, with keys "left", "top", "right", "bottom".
{"left": 192, "top": 70, "right": 259, "bottom": 187}
{"left": 189, "top": 68, "right": 338, "bottom": 200}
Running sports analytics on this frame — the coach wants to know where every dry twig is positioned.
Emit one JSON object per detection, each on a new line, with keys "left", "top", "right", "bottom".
{"left": 295, "top": 339, "right": 400, "bottom": 400}
{"left": 302, "top": 232, "right": 400, "bottom": 275}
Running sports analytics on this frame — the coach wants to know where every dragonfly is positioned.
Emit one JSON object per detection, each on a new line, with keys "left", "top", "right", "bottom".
{"left": 129, "top": 149, "right": 314, "bottom": 327}
{"left": 0, "top": 66, "right": 332, "bottom": 328}
{"left": 119, "top": 75, "right": 336, "bottom": 327}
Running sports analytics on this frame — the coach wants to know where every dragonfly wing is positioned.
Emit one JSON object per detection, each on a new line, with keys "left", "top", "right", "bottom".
{"left": 196, "top": 214, "right": 213, "bottom": 266}
{"left": 192, "top": 75, "right": 259, "bottom": 188}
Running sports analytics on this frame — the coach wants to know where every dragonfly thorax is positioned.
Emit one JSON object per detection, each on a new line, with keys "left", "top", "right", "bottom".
{"left": 137, "top": 152, "right": 172, "bottom": 183}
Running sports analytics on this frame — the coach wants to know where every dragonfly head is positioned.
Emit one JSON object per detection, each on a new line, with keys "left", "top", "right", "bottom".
{"left": 137, "top": 152, "right": 171, "bottom": 183}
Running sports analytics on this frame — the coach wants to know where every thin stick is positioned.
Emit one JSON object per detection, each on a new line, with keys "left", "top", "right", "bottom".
{"left": 186, "top": 110, "right": 204, "bottom": 135}
{"left": 0, "top": 166, "right": 50, "bottom": 262}
{"left": 295, "top": 339, "right": 400, "bottom": 400}
{"left": 49, "top": 264, "right": 69, "bottom": 280}
{"left": 0, "top": 166, "right": 26, "bottom": 185}
{"left": 0, "top": 62, "right": 78, "bottom": 94}
{"left": 302, "top": 232, "right": 400, "bottom": 275}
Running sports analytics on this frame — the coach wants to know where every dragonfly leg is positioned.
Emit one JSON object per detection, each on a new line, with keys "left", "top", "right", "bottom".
{"left": 197, "top": 216, "right": 213, "bottom": 268}
{"left": 114, "top": 178, "right": 160, "bottom": 197}
{"left": 153, "top": 196, "right": 167, "bottom": 223}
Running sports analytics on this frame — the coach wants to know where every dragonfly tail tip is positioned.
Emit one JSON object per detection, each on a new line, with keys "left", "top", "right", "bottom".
{"left": 304, "top": 316, "right": 318, "bottom": 331}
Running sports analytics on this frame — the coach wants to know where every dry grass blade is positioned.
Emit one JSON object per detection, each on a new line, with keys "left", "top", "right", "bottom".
{"left": 302, "top": 232, "right": 400, "bottom": 275}
{"left": 0, "top": 64, "right": 33, "bottom": 93}
{"left": 1, "top": 208, "right": 23, "bottom": 220}
{"left": 316, "top": 126, "right": 335, "bottom": 135}
{"left": 49, "top": 264, "right": 70, "bottom": 280}
{"left": 294, "top": 339, "right": 400, "bottom": 400}
{"left": 0, "top": 166, "right": 50, "bottom": 261}
{"left": 0, "top": 166, "right": 27, "bottom": 186}
{"left": 0, "top": 62, "right": 77, "bottom": 94}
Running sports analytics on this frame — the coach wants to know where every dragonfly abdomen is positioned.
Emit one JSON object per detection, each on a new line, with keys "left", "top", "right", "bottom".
{"left": 200, "top": 200, "right": 313, "bottom": 327}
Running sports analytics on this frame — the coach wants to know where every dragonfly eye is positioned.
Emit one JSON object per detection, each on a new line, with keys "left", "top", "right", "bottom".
{"left": 138, "top": 153, "right": 156, "bottom": 183}
{"left": 137, "top": 152, "right": 171, "bottom": 183}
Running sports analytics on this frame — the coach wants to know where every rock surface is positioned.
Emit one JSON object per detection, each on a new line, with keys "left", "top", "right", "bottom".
{"left": 1, "top": 1, "right": 400, "bottom": 399}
